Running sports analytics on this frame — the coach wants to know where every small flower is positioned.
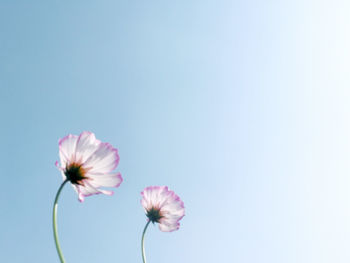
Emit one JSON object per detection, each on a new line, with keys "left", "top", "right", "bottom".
{"left": 141, "top": 186, "right": 185, "bottom": 232}
{"left": 56, "top": 131, "right": 122, "bottom": 202}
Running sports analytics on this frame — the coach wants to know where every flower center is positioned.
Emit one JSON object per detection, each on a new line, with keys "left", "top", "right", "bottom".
{"left": 64, "top": 163, "right": 86, "bottom": 185}
{"left": 146, "top": 207, "right": 163, "bottom": 223}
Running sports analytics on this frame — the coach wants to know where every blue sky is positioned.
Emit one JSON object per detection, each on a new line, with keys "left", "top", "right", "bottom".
{"left": 1, "top": 1, "right": 350, "bottom": 262}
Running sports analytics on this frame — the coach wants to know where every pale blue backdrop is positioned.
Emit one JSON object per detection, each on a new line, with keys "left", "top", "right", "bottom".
{"left": 1, "top": 0, "right": 350, "bottom": 262}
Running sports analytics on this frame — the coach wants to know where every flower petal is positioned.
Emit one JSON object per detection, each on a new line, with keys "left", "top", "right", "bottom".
{"left": 83, "top": 142, "right": 119, "bottom": 174}
{"left": 59, "top": 134, "right": 78, "bottom": 166}
{"left": 88, "top": 172, "right": 123, "bottom": 188}
{"left": 158, "top": 221, "right": 180, "bottom": 232}
{"left": 141, "top": 186, "right": 170, "bottom": 209}
{"left": 75, "top": 131, "right": 101, "bottom": 164}
{"left": 77, "top": 181, "right": 113, "bottom": 202}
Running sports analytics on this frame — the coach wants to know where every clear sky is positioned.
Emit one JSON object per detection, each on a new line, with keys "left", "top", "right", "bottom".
{"left": 1, "top": 1, "right": 350, "bottom": 262}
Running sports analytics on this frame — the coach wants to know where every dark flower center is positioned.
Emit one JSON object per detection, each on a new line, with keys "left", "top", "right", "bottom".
{"left": 64, "top": 163, "right": 86, "bottom": 185}
{"left": 146, "top": 207, "right": 163, "bottom": 223}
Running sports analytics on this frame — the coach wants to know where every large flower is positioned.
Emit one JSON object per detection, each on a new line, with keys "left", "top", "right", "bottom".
{"left": 56, "top": 131, "right": 122, "bottom": 202}
{"left": 141, "top": 186, "right": 185, "bottom": 232}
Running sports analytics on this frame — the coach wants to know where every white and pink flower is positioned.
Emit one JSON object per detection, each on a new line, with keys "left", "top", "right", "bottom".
{"left": 141, "top": 186, "right": 185, "bottom": 232}
{"left": 56, "top": 131, "right": 122, "bottom": 202}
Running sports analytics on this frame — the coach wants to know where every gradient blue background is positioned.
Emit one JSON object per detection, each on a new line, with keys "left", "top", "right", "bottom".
{"left": 1, "top": 1, "right": 350, "bottom": 262}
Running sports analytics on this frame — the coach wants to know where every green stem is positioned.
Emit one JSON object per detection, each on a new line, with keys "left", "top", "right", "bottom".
{"left": 141, "top": 220, "right": 151, "bottom": 263}
{"left": 53, "top": 179, "right": 69, "bottom": 263}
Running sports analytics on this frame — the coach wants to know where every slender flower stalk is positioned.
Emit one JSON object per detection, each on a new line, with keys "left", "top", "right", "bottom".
{"left": 52, "top": 179, "right": 69, "bottom": 263}
{"left": 141, "top": 220, "right": 151, "bottom": 263}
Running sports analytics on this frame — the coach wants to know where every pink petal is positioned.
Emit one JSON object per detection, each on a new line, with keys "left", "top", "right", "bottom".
{"left": 77, "top": 181, "right": 113, "bottom": 202}
{"left": 55, "top": 161, "right": 64, "bottom": 171}
{"left": 158, "top": 221, "right": 180, "bottom": 232}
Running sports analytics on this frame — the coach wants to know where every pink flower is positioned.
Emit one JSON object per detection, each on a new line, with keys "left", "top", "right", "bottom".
{"left": 141, "top": 186, "right": 185, "bottom": 232}
{"left": 56, "top": 131, "right": 122, "bottom": 202}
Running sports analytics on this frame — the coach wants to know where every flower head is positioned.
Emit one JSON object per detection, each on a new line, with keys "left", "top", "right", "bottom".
{"left": 141, "top": 186, "right": 185, "bottom": 232}
{"left": 56, "top": 131, "right": 122, "bottom": 202}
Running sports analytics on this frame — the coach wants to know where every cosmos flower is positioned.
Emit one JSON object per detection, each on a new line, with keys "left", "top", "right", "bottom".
{"left": 55, "top": 131, "right": 122, "bottom": 202}
{"left": 141, "top": 186, "right": 185, "bottom": 232}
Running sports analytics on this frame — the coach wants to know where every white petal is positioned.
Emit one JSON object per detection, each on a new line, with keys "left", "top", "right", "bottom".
{"left": 77, "top": 181, "right": 114, "bottom": 202}
{"left": 59, "top": 134, "right": 78, "bottom": 165}
{"left": 84, "top": 142, "right": 119, "bottom": 173}
{"left": 142, "top": 186, "right": 169, "bottom": 208}
{"left": 158, "top": 221, "right": 180, "bottom": 232}
{"left": 161, "top": 201, "right": 185, "bottom": 216}
{"left": 75, "top": 131, "right": 100, "bottom": 164}
{"left": 88, "top": 172, "right": 123, "bottom": 188}
{"left": 77, "top": 183, "right": 100, "bottom": 201}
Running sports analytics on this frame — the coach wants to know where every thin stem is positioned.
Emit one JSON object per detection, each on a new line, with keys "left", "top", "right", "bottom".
{"left": 53, "top": 179, "right": 69, "bottom": 263}
{"left": 141, "top": 220, "right": 151, "bottom": 263}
